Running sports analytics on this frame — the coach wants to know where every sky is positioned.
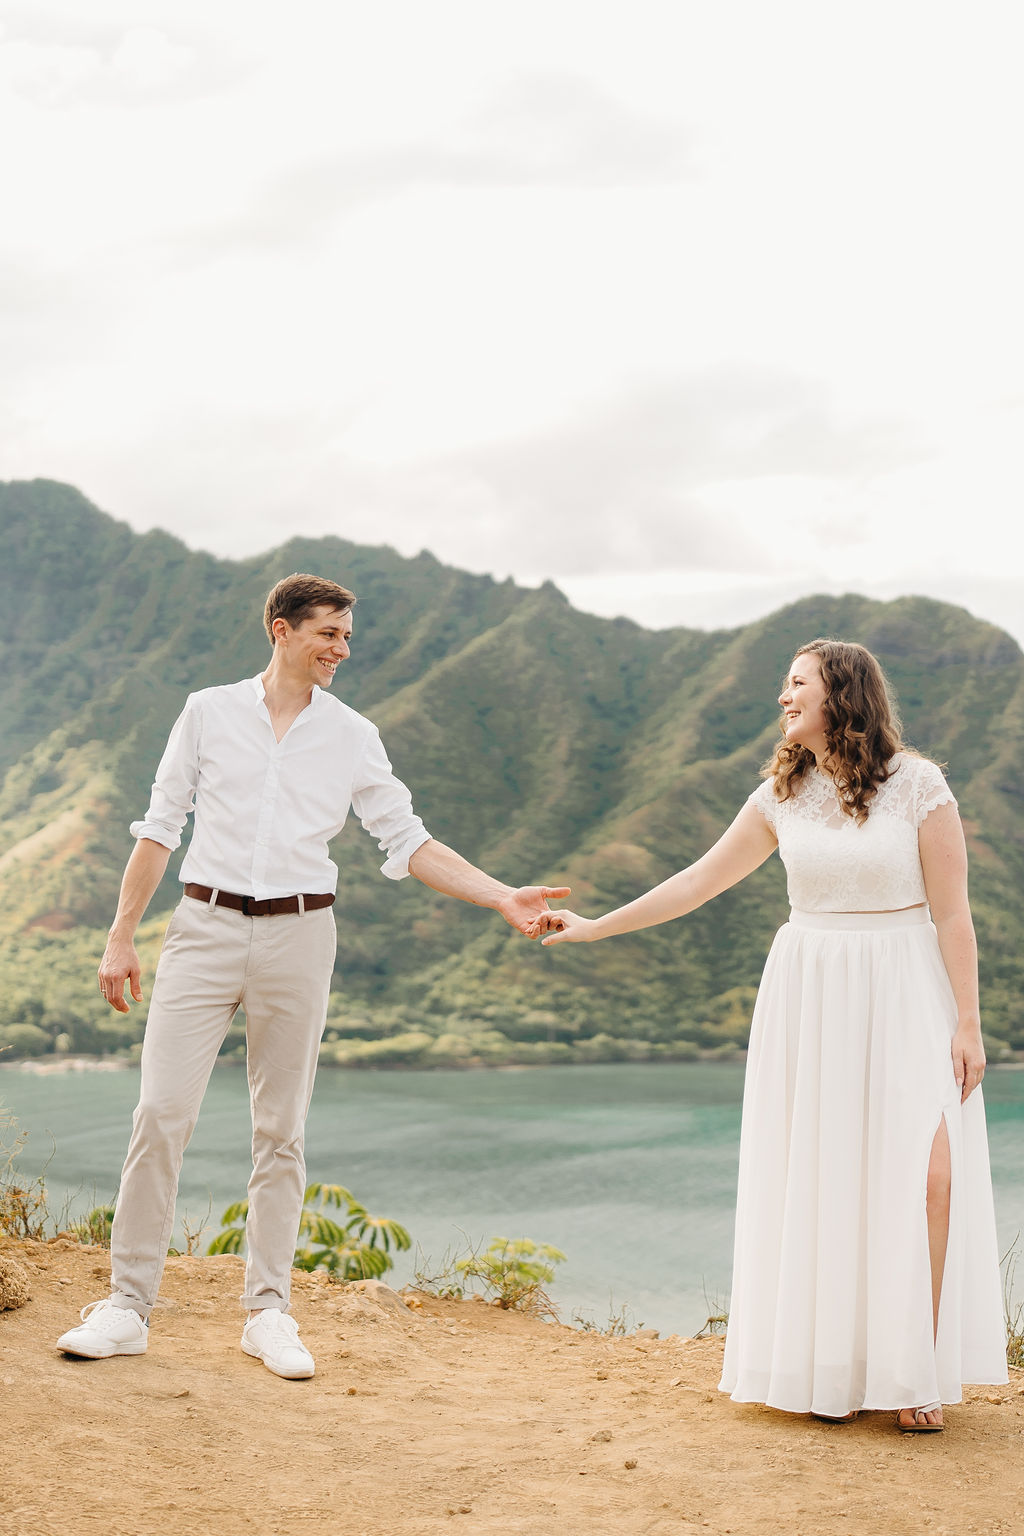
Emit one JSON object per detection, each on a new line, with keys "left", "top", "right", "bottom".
{"left": 2, "top": 1, "right": 1022, "bottom": 647}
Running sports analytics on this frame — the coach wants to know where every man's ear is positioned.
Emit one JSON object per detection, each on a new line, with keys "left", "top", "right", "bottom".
{"left": 271, "top": 616, "right": 292, "bottom": 645}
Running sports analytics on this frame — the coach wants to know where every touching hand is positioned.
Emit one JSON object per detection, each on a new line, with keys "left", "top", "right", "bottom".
{"left": 496, "top": 885, "right": 572, "bottom": 939}
{"left": 540, "top": 909, "right": 595, "bottom": 946}
{"left": 97, "top": 937, "right": 144, "bottom": 1014}
{"left": 951, "top": 1026, "right": 986, "bottom": 1103}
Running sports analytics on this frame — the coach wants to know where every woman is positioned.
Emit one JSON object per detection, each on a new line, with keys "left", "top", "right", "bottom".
{"left": 543, "top": 638, "right": 1007, "bottom": 1429}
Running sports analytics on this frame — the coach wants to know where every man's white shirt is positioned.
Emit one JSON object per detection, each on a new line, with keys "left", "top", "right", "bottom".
{"left": 130, "top": 675, "right": 431, "bottom": 898}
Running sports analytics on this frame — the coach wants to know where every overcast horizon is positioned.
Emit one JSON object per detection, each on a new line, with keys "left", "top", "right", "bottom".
{"left": 2, "top": 3, "right": 1022, "bottom": 648}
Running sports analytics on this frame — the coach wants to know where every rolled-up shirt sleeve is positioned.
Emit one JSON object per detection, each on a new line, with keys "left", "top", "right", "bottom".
{"left": 129, "top": 694, "right": 201, "bottom": 851}
{"left": 352, "top": 727, "right": 431, "bottom": 880}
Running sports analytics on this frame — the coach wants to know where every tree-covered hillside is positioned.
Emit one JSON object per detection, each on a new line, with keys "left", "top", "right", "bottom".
{"left": 2, "top": 479, "right": 1022, "bottom": 1065}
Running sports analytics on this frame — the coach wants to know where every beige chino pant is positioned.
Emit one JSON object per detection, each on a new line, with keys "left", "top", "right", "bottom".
{"left": 109, "top": 895, "right": 337, "bottom": 1317}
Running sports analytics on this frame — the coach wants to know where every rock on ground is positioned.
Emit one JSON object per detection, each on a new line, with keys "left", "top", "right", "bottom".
{"left": 0, "top": 1252, "right": 30, "bottom": 1309}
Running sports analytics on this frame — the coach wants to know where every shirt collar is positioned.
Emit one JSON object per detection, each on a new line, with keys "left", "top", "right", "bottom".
{"left": 249, "top": 674, "right": 326, "bottom": 711}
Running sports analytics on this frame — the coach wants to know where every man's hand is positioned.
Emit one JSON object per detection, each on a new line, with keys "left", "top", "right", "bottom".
{"left": 96, "top": 838, "right": 170, "bottom": 1011}
{"left": 408, "top": 841, "right": 569, "bottom": 937}
{"left": 495, "top": 885, "right": 572, "bottom": 939}
{"left": 98, "top": 935, "right": 144, "bottom": 1014}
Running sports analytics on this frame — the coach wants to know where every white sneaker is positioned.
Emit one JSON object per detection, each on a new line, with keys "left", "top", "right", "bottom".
{"left": 241, "top": 1308, "right": 315, "bottom": 1379}
{"left": 57, "top": 1299, "right": 149, "bottom": 1358}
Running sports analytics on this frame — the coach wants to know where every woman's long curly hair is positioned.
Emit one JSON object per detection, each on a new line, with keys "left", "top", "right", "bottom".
{"left": 766, "top": 638, "right": 906, "bottom": 823}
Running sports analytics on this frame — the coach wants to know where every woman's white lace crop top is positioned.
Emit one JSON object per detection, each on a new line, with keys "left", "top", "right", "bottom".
{"left": 747, "top": 753, "right": 956, "bottom": 913}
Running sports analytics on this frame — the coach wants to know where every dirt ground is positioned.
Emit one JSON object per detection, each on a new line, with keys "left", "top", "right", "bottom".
{"left": 2, "top": 1236, "right": 1023, "bottom": 1536}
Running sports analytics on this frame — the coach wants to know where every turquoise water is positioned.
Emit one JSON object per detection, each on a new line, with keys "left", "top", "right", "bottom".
{"left": 4, "top": 1062, "right": 1024, "bottom": 1337}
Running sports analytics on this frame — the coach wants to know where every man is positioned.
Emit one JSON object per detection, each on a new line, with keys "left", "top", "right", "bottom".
{"left": 57, "top": 573, "right": 567, "bottom": 1379}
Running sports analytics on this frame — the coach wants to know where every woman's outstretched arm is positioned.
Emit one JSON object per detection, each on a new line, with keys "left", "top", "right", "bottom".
{"left": 919, "top": 799, "right": 985, "bottom": 1103}
{"left": 542, "top": 800, "right": 777, "bottom": 947}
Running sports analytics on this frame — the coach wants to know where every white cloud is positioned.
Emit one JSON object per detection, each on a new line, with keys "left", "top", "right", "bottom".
{"left": 0, "top": 0, "right": 1022, "bottom": 653}
{"left": 0, "top": 10, "right": 238, "bottom": 106}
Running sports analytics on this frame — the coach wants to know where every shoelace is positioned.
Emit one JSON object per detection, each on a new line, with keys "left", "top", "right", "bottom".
{"left": 78, "top": 1300, "right": 143, "bottom": 1332}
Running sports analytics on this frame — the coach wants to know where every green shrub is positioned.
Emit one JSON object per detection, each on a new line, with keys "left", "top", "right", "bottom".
{"left": 325, "top": 1031, "right": 434, "bottom": 1067}
{"left": 455, "top": 1236, "right": 567, "bottom": 1315}
{"left": 0, "top": 1023, "right": 50, "bottom": 1057}
{"left": 69, "top": 1204, "right": 115, "bottom": 1246}
{"left": 208, "top": 1181, "right": 411, "bottom": 1280}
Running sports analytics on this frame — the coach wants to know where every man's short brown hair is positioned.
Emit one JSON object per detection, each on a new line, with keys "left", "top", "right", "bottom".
{"left": 263, "top": 573, "right": 357, "bottom": 644}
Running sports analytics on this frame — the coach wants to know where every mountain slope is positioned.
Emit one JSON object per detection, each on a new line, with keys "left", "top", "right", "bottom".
{"left": 2, "top": 478, "right": 1022, "bottom": 1061}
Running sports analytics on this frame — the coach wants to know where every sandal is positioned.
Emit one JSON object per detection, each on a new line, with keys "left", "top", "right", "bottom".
{"left": 810, "top": 1410, "right": 859, "bottom": 1423}
{"left": 896, "top": 1401, "right": 944, "bottom": 1433}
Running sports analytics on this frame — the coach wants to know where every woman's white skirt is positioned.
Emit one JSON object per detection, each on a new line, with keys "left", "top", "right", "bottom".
{"left": 719, "top": 906, "right": 1007, "bottom": 1417}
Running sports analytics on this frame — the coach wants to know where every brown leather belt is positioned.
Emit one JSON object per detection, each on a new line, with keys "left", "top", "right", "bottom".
{"left": 184, "top": 883, "right": 336, "bottom": 917}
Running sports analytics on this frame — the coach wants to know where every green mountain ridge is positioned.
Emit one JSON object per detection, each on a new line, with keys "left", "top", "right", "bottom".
{"left": 2, "top": 478, "right": 1022, "bottom": 1066}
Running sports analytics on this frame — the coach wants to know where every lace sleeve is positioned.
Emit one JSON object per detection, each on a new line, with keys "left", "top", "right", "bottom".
{"left": 747, "top": 778, "right": 779, "bottom": 831}
{"left": 912, "top": 758, "right": 956, "bottom": 827}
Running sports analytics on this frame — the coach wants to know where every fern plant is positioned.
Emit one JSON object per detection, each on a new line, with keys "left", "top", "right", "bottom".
{"left": 207, "top": 1182, "right": 411, "bottom": 1280}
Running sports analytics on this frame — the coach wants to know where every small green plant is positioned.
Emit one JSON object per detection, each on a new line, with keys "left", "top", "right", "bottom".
{"left": 414, "top": 1234, "right": 567, "bottom": 1315}
{"left": 693, "top": 1279, "right": 729, "bottom": 1338}
{"left": 1001, "top": 1235, "right": 1024, "bottom": 1369}
{"left": 412, "top": 1241, "right": 467, "bottom": 1301}
{"left": 69, "top": 1203, "right": 116, "bottom": 1247}
{"left": 207, "top": 1182, "right": 411, "bottom": 1280}
{"left": 454, "top": 1236, "right": 567, "bottom": 1316}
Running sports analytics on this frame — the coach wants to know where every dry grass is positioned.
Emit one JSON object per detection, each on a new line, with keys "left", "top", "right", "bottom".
{"left": 0, "top": 1102, "right": 50, "bottom": 1240}
{"left": 1003, "top": 1236, "right": 1024, "bottom": 1368}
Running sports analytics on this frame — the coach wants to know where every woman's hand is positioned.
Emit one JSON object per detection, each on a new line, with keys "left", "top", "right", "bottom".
{"left": 540, "top": 909, "right": 597, "bottom": 946}
{"left": 952, "top": 1023, "right": 986, "bottom": 1103}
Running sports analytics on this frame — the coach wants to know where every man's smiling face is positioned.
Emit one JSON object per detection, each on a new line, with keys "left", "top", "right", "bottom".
{"left": 274, "top": 604, "right": 353, "bottom": 690}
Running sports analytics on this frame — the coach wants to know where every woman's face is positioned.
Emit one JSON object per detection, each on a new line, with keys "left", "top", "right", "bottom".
{"left": 778, "top": 651, "right": 829, "bottom": 758}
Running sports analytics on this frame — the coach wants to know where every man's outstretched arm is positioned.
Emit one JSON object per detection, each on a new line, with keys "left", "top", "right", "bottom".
{"left": 97, "top": 837, "right": 172, "bottom": 1012}
{"left": 408, "top": 839, "right": 569, "bottom": 938}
